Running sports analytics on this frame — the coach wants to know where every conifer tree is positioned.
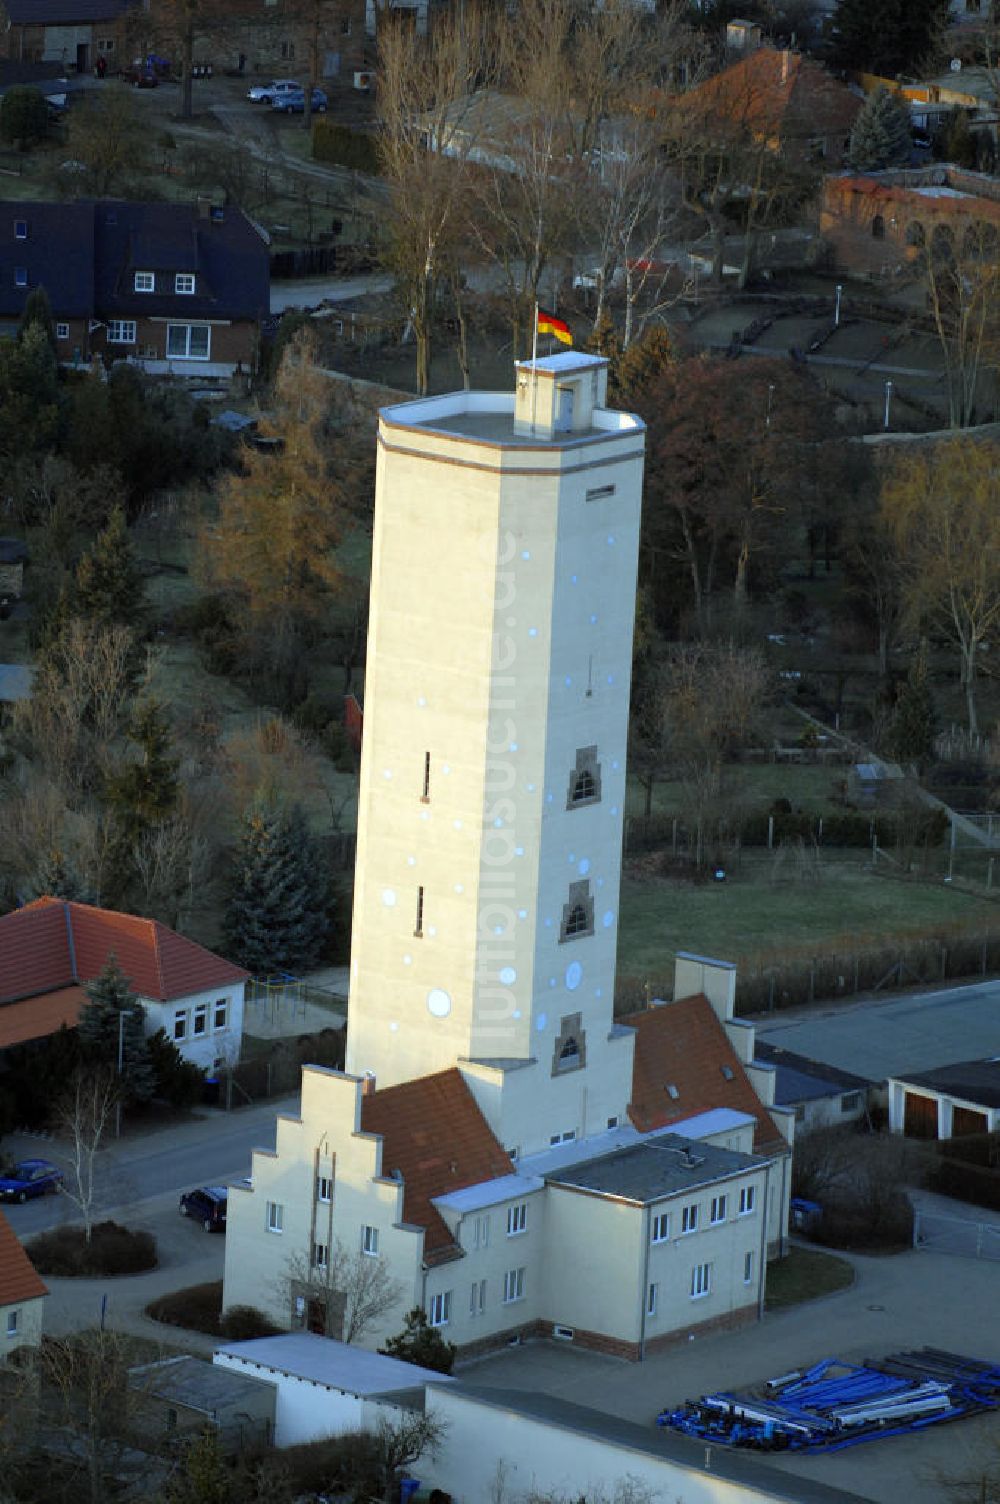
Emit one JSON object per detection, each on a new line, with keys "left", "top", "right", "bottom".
{"left": 76, "top": 956, "right": 155, "bottom": 1104}
{"left": 75, "top": 505, "right": 144, "bottom": 632}
{"left": 886, "top": 643, "right": 938, "bottom": 770}
{"left": 833, "top": 0, "right": 949, "bottom": 79}
{"left": 849, "top": 87, "right": 912, "bottom": 172}
{"left": 223, "top": 800, "right": 329, "bottom": 974}
{"left": 107, "top": 698, "right": 179, "bottom": 848}
{"left": 380, "top": 1307, "right": 457, "bottom": 1374}
{"left": 18, "top": 286, "right": 56, "bottom": 353}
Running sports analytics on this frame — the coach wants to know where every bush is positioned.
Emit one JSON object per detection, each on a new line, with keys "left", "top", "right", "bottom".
{"left": 27, "top": 1221, "right": 157, "bottom": 1276}
{"left": 0, "top": 87, "right": 48, "bottom": 148}
{"left": 812, "top": 1192, "right": 914, "bottom": 1251}
{"left": 218, "top": 1304, "right": 283, "bottom": 1340}
{"left": 254, "top": 1432, "right": 382, "bottom": 1498}
{"left": 926, "top": 1156, "right": 1000, "bottom": 1213}
{"left": 146, "top": 1027, "right": 205, "bottom": 1107}
{"left": 312, "top": 119, "right": 380, "bottom": 173}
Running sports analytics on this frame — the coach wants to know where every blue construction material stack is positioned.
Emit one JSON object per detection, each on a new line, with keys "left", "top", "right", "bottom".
{"left": 656, "top": 1347, "right": 1000, "bottom": 1453}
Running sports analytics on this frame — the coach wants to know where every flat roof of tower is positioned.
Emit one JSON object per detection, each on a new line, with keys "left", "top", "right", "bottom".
{"left": 380, "top": 390, "right": 643, "bottom": 449}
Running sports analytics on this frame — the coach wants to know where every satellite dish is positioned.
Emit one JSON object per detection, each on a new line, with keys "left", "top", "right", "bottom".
{"left": 950, "top": 57, "right": 962, "bottom": 71}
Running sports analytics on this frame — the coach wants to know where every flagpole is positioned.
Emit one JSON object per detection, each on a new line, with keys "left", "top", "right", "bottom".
{"left": 530, "top": 300, "right": 539, "bottom": 435}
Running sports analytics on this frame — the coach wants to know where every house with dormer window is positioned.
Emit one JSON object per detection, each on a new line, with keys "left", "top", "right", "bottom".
{"left": 0, "top": 200, "right": 269, "bottom": 376}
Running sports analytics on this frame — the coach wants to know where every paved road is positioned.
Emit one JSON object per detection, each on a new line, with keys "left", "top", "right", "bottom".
{"left": 1, "top": 1095, "right": 295, "bottom": 1240}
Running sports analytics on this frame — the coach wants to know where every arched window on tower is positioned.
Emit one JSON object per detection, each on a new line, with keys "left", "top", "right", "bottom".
{"left": 566, "top": 746, "right": 602, "bottom": 809}
{"left": 560, "top": 880, "right": 594, "bottom": 942}
{"left": 551, "top": 1012, "right": 586, "bottom": 1075}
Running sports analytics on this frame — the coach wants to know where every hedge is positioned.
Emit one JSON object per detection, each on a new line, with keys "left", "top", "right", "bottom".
{"left": 926, "top": 1156, "right": 1000, "bottom": 1213}
{"left": 312, "top": 119, "right": 380, "bottom": 174}
{"left": 27, "top": 1221, "right": 157, "bottom": 1277}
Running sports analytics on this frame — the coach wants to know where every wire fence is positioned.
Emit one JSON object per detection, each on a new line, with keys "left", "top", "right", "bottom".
{"left": 914, "top": 1211, "right": 1000, "bottom": 1262}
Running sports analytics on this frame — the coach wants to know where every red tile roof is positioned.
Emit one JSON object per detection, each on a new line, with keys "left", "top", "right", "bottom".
{"left": 683, "top": 48, "right": 860, "bottom": 147}
{"left": 625, "top": 995, "right": 786, "bottom": 1153}
{"left": 0, "top": 1209, "right": 47, "bottom": 1307}
{"left": 0, "top": 986, "right": 86, "bottom": 1052}
{"left": 360, "top": 1068, "right": 512, "bottom": 1266}
{"left": 0, "top": 898, "right": 247, "bottom": 1007}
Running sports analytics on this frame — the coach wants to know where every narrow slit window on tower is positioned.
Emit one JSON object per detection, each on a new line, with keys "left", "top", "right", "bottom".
{"left": 566, "top": 746, "right": 602, "bottom": 809}
{"left": 559, "top": 881, "right": 594, "bottom": 943}
{"left": 421, "top": 750, "right": 430, "bottom": 802}
{"left": 414, "top": 886, "right": 424, "bottom": 937}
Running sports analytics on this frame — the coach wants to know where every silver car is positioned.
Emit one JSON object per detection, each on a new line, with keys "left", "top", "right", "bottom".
{"left": 246, "top": 78, "right": 300, "bottom": 104}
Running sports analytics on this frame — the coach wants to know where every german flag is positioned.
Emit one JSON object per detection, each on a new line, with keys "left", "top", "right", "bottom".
{"left": 537, "top": 307, "right": 573, "bottom": 347}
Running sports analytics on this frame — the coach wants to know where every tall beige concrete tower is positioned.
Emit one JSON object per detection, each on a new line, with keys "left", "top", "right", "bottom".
{"left": 345, "top": 353, "right": 645, "bottom": 1156}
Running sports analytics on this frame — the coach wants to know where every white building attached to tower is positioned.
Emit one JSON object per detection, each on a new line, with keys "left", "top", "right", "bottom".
{"left": 223, "top": 357, "right": 793, "bottom": 1361}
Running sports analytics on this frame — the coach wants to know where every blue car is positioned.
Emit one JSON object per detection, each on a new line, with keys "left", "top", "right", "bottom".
{"left": 271, "top": 86, "right": 327, "bottom": 114}
{"left": 0, "top": 1159, "right": 64, "bottom": 1203}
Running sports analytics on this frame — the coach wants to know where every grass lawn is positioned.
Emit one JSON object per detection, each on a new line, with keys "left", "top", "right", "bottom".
{"left": 765, "top": 1246, "right": 854, "bottom": 1311}
{"left": 617, "top": 852, "right": 993, "bottom": 980}
{"left": 626, "top": 763, "right": 847, "bottom": 821}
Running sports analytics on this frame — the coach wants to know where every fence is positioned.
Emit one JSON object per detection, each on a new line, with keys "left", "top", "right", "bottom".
{"left": 244, "top": 974, "right": 347, "bottom": 1032}
{"left": 913, "top": 1210, "right": 1000, "bottom": 1262}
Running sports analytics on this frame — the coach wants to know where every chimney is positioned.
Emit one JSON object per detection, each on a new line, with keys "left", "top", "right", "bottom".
{"left": 781, "top": 50, "right": 790, "bottom": 84}
{"left": 362, "top": 1071, "right": 377, "bottom": 1097}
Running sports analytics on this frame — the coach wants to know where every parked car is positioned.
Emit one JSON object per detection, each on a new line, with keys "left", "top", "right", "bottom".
{"left": 246, "top": 78, "right": 299, "bottom": 104}
{"left": 0, "top": 1159, "right": 64, "bottom": 1203}
{"left": 271, "top": 86, "right": 328, "bottom": 114}
{"left": 179, "top": 1186, "right": 228, "bottom": 1232}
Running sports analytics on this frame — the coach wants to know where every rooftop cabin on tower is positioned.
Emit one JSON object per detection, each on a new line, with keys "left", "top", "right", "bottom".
{"left": 345, "top": 355, "right": 645, "bottom": 1158}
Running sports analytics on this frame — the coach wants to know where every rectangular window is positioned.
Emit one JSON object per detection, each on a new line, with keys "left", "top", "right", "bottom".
{"left": 266, "top": 1201, "right": 283, "bottom": 1234}
{"left": 739, "top": 1186, "right": 756, "bottom": 1217}
{"left": 507, "top": 1203, "right": 527, "bottom": 1237}
{"left": 341, "top": 15, "right": 352, "bottom": 32}
{"left": 428, "top": 1290, "right": 450, "bottom": 1327}
{"left": 107, "top": 320, "right": 136, "bottom": 344}
{"left": 607, "top": 1115, "right": 619, "bottom": 1129}
{"left": 651, "top": 1212, "right": 670, "bottom": 1244}
{"left": 841, "top": 1091, "right": 861, "bottom": 1113}
{"left": 744, "top": 1251, "right": 754, "bottom": 1285}
{"left": 502, "top": 1267, "right": 526, "bottom": 1304}
{"left": 469, "top": 1279, "right": 486, "bottom": 1316}
{"left": 647, "top": 1282, "right": 657, "bottom": 1316}
{"left": 691, "top": 1262, "right": 711, "bottom": 1299}
{"left": 173, "top": 1010, "right": 188, "bottom": 1042}
{"left": 586, "top": 484, "right": 615, "bottom": 501}
{"left": 681, "top": 1204, "right": 698, "bottom": 1235}
{"left": 14, "top": 267, "right": 27, "bottom": 288}
{"left": 214, "top": 999, "right": 228, "bottom": 1031}
{"left": 313, "top": 1241, "right": 328, "bottom": 1269}
{"left": 14, "top": 220, "right": 27, "bottom": 240}
{"left": 421, "top": 750, "right": 430, "bottom": 801}
{"left": 6, "top": 1310, "right": 17, "bottom": 1336}
{"left": 549, "top": 1130, "right": 576, "bottom": 1146}
{"left": 175, "top": 273, "right": 196, "bottom": 295}
{"left": 166, "top": 323, "right": 210, "bottom": 359}
{"left": 316, "top": 1175, "right": 332, "bottom": 1204}
{"left": 55, "top": 322, "right": 69, "bottom": 341}
{"left": 414, "top": 885, "right": 424, "bottom": 937}
{"left": 472, "top": 1214, "right": 490, "bottom": 1250}
{"left": 710, "top": 1195, "right": 727, "bottom": 1225}
{"left": 193, "top": 1004, "right": 207, "bottom": 1037}
{"left": 362, "top": 1224, "right": 379, "bottom": 1256}
{"left": 280, "top": 40, "right": 295, "bottom": 59}
{"left": 134, "top": 271, "right": 155, "bottom": 292}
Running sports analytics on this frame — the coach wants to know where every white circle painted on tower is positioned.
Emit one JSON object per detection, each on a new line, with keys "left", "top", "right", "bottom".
{"left": 603, "top": 910, "right": 614, "bottom": 928}
{"left": 527, "top": 783, "right": 536, "bottom": 793}
{"left": 428, "top": 925, "right": 437, "bottom": 937}
{"left": 568, "top": 853, "right": 576, "bottom": 864}
{"left": 382, "top": 888, "right": 397, "bottom": 908}
{"left": 494, "top": 817, "right": 503, "bottom": 828}
{"left": 453, "top": 819, "right": 463, "bottom": 830}
{"left": 403, "top": 954, "right": 412, "bottom": 966}
{"left": 597, "top": 876, "right": 605, "bottom": 888}
{"left": 417, "top": 696, "right": 427, "bottom": 708}
{"left": 407, "top": 855, "right": 416, "bottom": 866}
{"left": 612, "top": 760, "right": 620, "bottom": 772}
{"left": 607, "top": 535, "right": 616, "bottom": 546}
{"left": 571, "top": 574, "right": 578, "bottom": 585}
{"left": 578, "top": 858, "right": 590, "bottom": 876}
{"left": 548, "top": 977, "right": 557, "bottom": 988}
{"left": 517, "top": 909, "right": 527, "bottom": 920}
{"left": 443, "top": 764, "right": 452, "bottom": 775}
{"left": 565, "top": 962, "right": 583, "bottom": 991}
{"left": 521, "top": 550, "right": 531, "bottom": 560}
{"left": 510, "top": 742, "right": 518, "bottom": 753}
{"left": 499, "top": 966, "right": 516, "bottom": 986}
{"left": 427, "top": 989, "right": 452, "bottom": 1018}
{"left": 607, "top": 674, "right": 614, "bottom": 686}
{"left": 590, "top": 614, "right": 598, "bottom": 625}
{"left": 383, "top": 768, "right": 393, "bottom": 780}
{"left": 536, "top": 1012, "right": 548, "bottom": 1031}
{"left": 564, "top": 676, "right": 572, "bottom": 688}
{"left": 528, "top": 627, "right": 538, "bottom": 638}
{"left": 515, "top": 846, "right": 524, "bottom": 857}
{"left": 454, "top": 883, "right": 464, "bottom": 894}
{"left": 513, "top": 1009, "right": 522, "bottom": 1020}
{"left": 390, "top": 1021, "right": 399, "bottom": 1031}
{"left": 611, "top": 806, "right": 619, "bottom": 817}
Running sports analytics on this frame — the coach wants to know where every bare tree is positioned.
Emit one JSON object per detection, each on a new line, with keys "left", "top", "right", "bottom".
{"left": 378, "top": 6, "right": 497, "bottom": 393}
{"left": 131, "top": 809, "right": 207, "bottom": 928}
{"left": 37, "top": 1330, "right": 150, "bottom": 1504}
{"left": 919, "top": 218, "right": 1000, "bottom": 430}
{"left": 54, "top": 1068, "right": 119, "bottom": 1244}
{"left": 373, "top": 1411, "right": 446, "bottom": 1504}
{"left": 284, "top": 1239, "right": 402, "bottom": 1345}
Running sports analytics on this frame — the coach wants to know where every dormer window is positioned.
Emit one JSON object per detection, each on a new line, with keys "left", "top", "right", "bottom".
{"left": 175, "top": 273, "right": 195, "bottom": 295}
{"left": 14, "top": 267, "right": 27, "bottom": 288}
{"left": 14, "top": 220, "right": 27, "bottom": 241}
{"left": 134, "top": 271, "right": 155, "bottom": 293}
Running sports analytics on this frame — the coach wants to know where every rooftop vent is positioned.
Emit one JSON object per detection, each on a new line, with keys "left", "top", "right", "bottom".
{"left": 721, "top": 1065, "right": 735, "bottom": 1081}
{"left": 666, "top": 1084, "right": 680, "bottom": 1100}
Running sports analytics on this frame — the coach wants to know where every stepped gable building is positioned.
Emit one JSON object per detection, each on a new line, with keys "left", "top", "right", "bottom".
{"left": 223, "top": 355, "right": 793, "bottom": 1359}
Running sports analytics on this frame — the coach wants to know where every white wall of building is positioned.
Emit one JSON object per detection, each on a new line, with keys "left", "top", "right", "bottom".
{"left": 142, "top": 982, "right": 244, "bottom": 1072}
{"left": 213, "top": 1352, "right": 399, "bottom": 1447}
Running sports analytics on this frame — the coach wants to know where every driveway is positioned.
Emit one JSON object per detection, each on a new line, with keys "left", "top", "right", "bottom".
{"left": 460, "top": 1245, "right": 1000, "bottom": 1504}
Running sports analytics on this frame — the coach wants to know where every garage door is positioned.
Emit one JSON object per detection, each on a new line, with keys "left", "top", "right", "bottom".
{"left": 904, "top": 1090, "right": 938, "bottom": 1138}
{"left": 952, "top": 1105, "right": 989, "bottom": 1138}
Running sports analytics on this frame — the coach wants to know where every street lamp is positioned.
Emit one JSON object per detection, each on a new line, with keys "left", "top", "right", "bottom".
{"left": 883, "top": 379, "right": 893, "bottom": 431}
{"left": 835, "top": 284, "right": 843, "bottom": 327}
{"left": 115, "top": 1008, "right": 125, "bottom": 1138}
{"left": 765, "top": 382, "right": 775, "bottom": 429}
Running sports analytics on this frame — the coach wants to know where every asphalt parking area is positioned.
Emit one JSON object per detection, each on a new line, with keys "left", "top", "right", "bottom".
{"left": 460, "top": 1245, "right": 1000, "bottom": 1503}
